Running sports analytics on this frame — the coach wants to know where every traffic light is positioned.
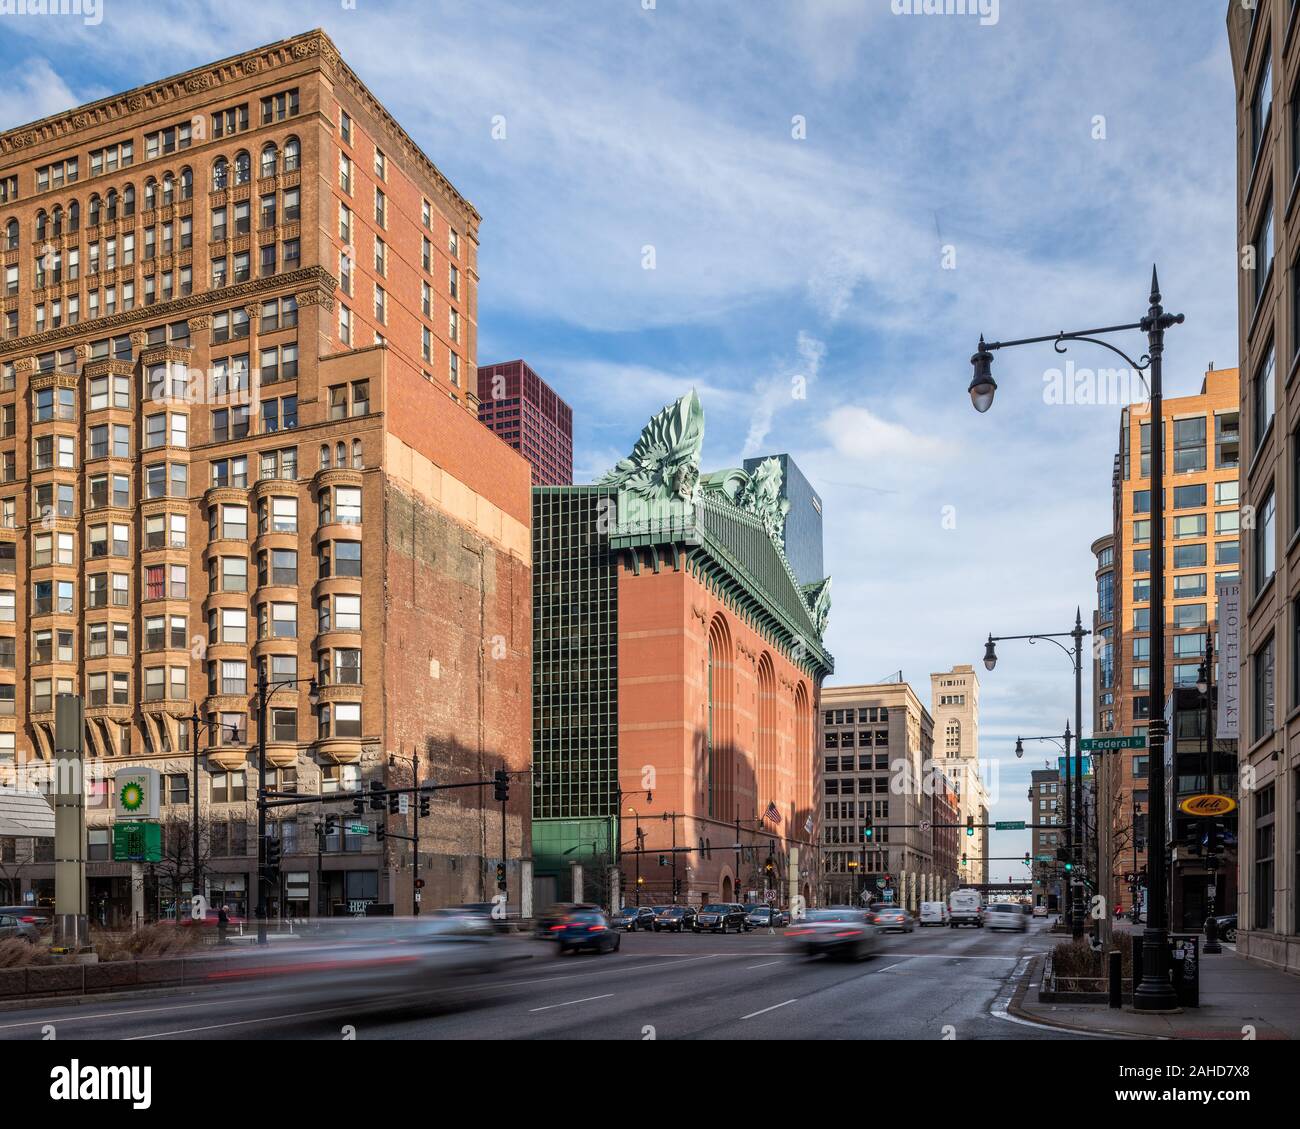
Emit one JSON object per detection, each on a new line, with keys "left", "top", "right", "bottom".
{"left": 351, "top": 794, "right": 365, "bottom": 816}
{"left": 376, "top": 825, "right": 386, "bottom": 842}
{"left": 388, "top": 791, "right": 401, "bottom": 816}
{"left": 960, "top": 852, "right": 967, "bottom": 867}
{"left": 495, "top": 861, "right": 506, "bottom": 891}
{"left": 324, "top": 814, "right": 339, "bottom": 836}
{"left": 419, "top": 792, "right": 430, "bottom": 817}
{"left": 265, "top": 836, "right": 281, "bottom": 872}
{"left": 863, "top": 812, "right": 874, "bottom": 841}
{"left": 369, "top": 779, "right": 384, "bottom": 811}
{"left": 658, "top": 854, "right": 668, "bottom": 866}
{"left": 764, "top": 858, "right": 775, "bottom": 875}
{"left": 1023, "top": 852, "right": 1031, "bottom": 867}
{"left": 966, "top": 814, "right": 975, "bottom": 837}
{"left": 493, "top": 769, "right": 510, "bottom": 803}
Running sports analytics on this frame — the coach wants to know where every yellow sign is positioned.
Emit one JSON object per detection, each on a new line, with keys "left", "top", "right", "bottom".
{"left": 1178, "top": 794, "right": 1237, "bottom": 817}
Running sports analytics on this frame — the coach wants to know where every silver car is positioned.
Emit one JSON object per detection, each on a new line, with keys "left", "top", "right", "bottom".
{"left": 984, "top": 903, "right": 1029, "bottom": 932}
{"left": 785, "top": 907, "right": 879, "bottom": 961}
{"left": 870, "top": 905, "right": 915, "bottom": 933}
{"left": 0, "top": 913, "right": 38, "bottom": 943}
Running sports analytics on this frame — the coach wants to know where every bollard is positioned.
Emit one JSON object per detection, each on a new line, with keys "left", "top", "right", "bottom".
{"left": 1203, "top": 913, "right": 1221, "bottom": 954}
{"left": 1131, "top": 932, "right": 1143, "bottom": 1003}
{"left": 1108, "top": 948, "right": 1122, "bottom": 1009}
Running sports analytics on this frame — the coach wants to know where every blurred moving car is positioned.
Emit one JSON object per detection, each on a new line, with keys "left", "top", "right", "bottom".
{"left": 614, "top": 906, "right": 657, "bottom": 931}
{"left": 457, "top": 902, "right": 513, "bottom": 934}
{"left": 653, "top": 906, "right": 697, "bottom": 932}
{"left": 785, "top": 908, "right": 878, "bottom": 961}
{"left": 1214, "top": 913, "right": 1237, "bottom": 942}
{"left": 554, "top": 909, "right": 621, "bottom": 955}
{"left": 871, "top": 905, "right": 915, "bottom": 933}
{"left": 694, "top": 904, "right": 748, "bottom": 933}
{"left": 166, "top": 908, "right": 248, "bottom": 928}
{"left": 984, "top": 903, "right": 1029, "bottom": 932}
{"left": 948, "top": 888, "right": 984, "bottom": 928}
{"left": 919, "top": 901, "right": 949, "bottom": 927}
{"left": 535, "top": 903, "right": 601, "bottom": 939}
{"left": 1032, "top": 905, "right": 1049, "bottom": 919}
{"left": 0, "top": 913, "right": 39, "bottom": 942}
{"left": 0, "top": 906, "right": 52, "bottom": 930}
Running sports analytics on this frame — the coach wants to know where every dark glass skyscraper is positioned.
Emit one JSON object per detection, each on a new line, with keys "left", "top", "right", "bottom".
{"left": 743, "top": 453, "right": 824, "bottom": 586}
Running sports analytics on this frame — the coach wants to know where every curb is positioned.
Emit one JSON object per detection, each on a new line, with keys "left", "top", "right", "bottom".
{"left": 1006, "top": 954, "right": 1166, "bottom": 1040}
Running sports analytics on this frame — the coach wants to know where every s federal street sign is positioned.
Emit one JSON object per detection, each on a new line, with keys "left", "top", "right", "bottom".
{"left": 995, "top": 820, "right": 1025, "bottom": 831}
{"left": 1079, "top": 736, "right": 1145, "bottom": 751}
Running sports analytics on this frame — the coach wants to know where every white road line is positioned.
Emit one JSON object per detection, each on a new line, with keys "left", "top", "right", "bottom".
{"left": 529, "top": 993, "right": 614, "bottom": 1013}
{"left": 987, "top": 955, "right": 1136, "bottom": 1039}
{"left": 746, "top": 960, "right": 783, "bottom": 969}
{"left": 874, "top": 962, "right": 908, "bottom": 973}
{"left": 0, "top": 999, "right": 210, "bottom": 1030}
{"left": 741, "top": 999, "right": 797, "bottom": 1020}
{"left": 126, "top": 1002, "right": 375, "bottom": 1039}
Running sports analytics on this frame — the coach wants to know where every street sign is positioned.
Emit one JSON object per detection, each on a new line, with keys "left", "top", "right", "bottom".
{"left": 398, "top": 794, "right": 410, "bottom": 816}
{"left": 1037, "top": 854, "right": 1052, "bottom": 862}
{"left": 1058, "top": 755, "right": 1093, "bottom": 779}
{"left": 113, "top": 767, "right": 161, "bottom": 819}
{"left": 994, "top": 820, "right": 1025, "bottom": 831}
{"left": 1178, "top": 793, "right": 1237, "bottom": 817}
{"left": 1079, "top": 736, "right": 1145, "bottom": 751}
{"left": 875, "top": 878, "right": 886, "bottom": 888}
{"left": 348, "top": 822, "right": 370, "bottom": 836}
{"left": 919, "top": 819, "right": 931, "bottom": 832}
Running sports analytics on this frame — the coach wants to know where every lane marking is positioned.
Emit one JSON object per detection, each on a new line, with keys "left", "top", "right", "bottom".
{"left": 741, "top": 999, "right": 797, "bottom": 1020}
{"left": 987, "top": 955, "right": 1137, "bottom": 1039}
{"left": 746, "top": 960, "right": 783, "bottom": 970}
{"left": 529, "top": 993, "right": 614, "bottom": 1013}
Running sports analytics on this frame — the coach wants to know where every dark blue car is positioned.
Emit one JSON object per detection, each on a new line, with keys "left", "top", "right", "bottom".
{"left": 555, "top": 910, "right": 622, "bottom": 955}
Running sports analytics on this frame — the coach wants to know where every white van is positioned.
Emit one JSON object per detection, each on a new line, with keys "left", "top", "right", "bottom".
{"left": 948, "top": 888, "right": 984, "bottom": 928}
{"left": 919, "top": 901, "right": 949, "bottom": 927}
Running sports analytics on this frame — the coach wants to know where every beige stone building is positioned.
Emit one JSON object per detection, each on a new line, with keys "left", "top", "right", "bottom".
{"left": 931, "top": 665, "right": 990, "bottom": 884}
{"left": 818, "top": 681, "right": 957, "bottom": 909}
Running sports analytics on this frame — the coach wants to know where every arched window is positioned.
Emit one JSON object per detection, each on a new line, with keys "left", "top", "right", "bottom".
{"left": 144, "top": 177, "right": 157, "bottom": 210}
{"left": 88, "top": 194, "right": 102, "bottom": 226}
{"left": 67, "top": 201, "right": 79, "bottom": 232}
{"left": 122, "top": 184, "right": 135, "bottom": 217}
{"left": 320, "top": 444, "right": 331, "bottom": 470}
{"left": 260, "top": 143, "right": 278, "bottom": 179}
{"left": 335, "top": 441, "right": 345, "bottom": 468}
{"left": 351, "top": 439, "right": 363, "bottom": 469}
{"left": 178, "top": 167, "right": 192, "bottom": 200}
{"left": 105, "top": 189, "right": 118, "bottom": 221}
{"left": 212, "top": 158, "right": 228, "bottom": 191}
{"left": 233, "top": 151, "right": 251, "bottom": 185}
{"left": 35, "top": 210, "right": 47, "bottom": 242}
{"left": 51, "top": 206, "right": 62, "bottom": 237}
{"left": 4, "top": 218, "right": 17, "bottom": 251}
{"left": 283, "top": 137, "right": 301, "bottom": 173}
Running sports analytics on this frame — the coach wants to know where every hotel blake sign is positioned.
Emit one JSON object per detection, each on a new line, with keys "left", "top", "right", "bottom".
{"left": 1216, "top": 581, "right": 1240, "bottom": 740}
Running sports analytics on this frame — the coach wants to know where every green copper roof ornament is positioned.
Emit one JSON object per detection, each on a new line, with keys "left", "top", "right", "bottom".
{"left": 802, "top": 577, "right": 832, "bottom": 637}
{"left": 600, "top": 388, "right": 704, "bottom": 502}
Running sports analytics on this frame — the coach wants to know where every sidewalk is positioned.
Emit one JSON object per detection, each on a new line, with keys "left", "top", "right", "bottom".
{"left": 1012, "top": 931, "right": 1300, "bottom": 1039}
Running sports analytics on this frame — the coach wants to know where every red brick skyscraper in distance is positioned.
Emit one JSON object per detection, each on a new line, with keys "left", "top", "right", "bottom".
{"left": 477, "top": 359, "right": 573, "bottom": 485}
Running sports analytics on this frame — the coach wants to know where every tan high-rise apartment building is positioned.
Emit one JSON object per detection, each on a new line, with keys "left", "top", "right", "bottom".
{"left": 818, "top": 681, "right": 953, "bottom": 910}
{"left": 931, "top": 665, "right": 989, "bottom": 884}
{"left": 0, "top": 29, "right": 532, "bottom": 924}
{"left": 1229, "top": 0, "right": 1300, "bottom": 972}
{"left": 1091, "top": 366, "right": 1240, "bottom": 923}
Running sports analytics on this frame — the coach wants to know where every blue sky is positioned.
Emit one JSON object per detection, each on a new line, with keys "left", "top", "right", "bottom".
{"left": 0, "top": 0, "right": 1238, "bottom": 857}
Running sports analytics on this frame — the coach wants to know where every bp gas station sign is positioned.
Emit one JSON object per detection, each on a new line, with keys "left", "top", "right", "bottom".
{"left": 113, "top": 767, "right": 161, "bottom": 819}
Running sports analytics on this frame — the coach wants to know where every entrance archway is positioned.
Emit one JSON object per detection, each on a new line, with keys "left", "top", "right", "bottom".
{"left": 722, "top": 875, "right": 733, "bottom": 902}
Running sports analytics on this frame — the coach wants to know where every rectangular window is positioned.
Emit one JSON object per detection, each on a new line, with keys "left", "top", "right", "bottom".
{"left": 1254, "top": 635, "right": 1275, "bottom": 742}
{"left": 1255, "top": 487, "right": 1276, "bottom": 594}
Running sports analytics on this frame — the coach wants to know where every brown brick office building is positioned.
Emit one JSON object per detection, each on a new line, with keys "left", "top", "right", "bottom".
{"left": 0, "top": 29, "right": 531, "bottom": 923}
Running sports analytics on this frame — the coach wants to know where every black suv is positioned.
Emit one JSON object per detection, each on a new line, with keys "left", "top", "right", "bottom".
{"left": 653, "top": 905, "right": 697, "bottom": 932}
{"left": 694, "top": 903, "right": 748, "bottom": 933}
{"left": 614, "top": 906, "right": 658, "bottom": 931}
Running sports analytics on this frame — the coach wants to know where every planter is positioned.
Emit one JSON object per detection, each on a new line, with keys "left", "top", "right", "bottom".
{"left": 1037, "top": 954, "right": 1133, "bottom": 1004}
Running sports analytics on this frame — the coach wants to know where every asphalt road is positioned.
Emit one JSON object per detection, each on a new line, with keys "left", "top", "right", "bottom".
{"left": 0, "top": 917, "right": 1089, "bottom": 1040}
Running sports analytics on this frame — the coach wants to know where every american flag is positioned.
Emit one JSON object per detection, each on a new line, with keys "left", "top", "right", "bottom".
{"left": 763, "top": 801, "right": 782, "bottom": 825}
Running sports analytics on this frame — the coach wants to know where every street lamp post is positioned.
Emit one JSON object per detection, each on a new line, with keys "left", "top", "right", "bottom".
{"left": 968, "top": 267, "right": 1183, "bottom": 1010}
{"left": 254, "top": 667, "right": 319, "bottom": 945}
{"left": 984, "top": 614, "right": 1089, "bottom": 937}
{"left": 1016, "top": 728, "right": 1072, "bottom": 920}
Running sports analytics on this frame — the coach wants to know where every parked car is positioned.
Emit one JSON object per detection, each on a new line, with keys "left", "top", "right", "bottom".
{"left": 746, "top": 905, "right": 783, "bottom": 929}
{"left": 614, "top": 906, "right": 657, "bottom": 932}
{"left": 919, "top": 901, "right": 950, "bottom": 927}
{"left": 871, "top": 905, "right": 915, "bottom": 933}
{"left": 0, "top": 913, "right": 39, "bottom": 943}
{"left": 948, "top": 888, "right": 984, "bottom": 928}
{"left": 653, "top": 905, "right": 697, "bottom": 932}
{"left": 984, "top": 903, "right": 1029, "bottom": 932}
{"left": 1214, "top": 913, "right": 1237, "bottom": 942}
{"left": 785, "top": 907, "right": 878, "bottom": 961}
{"left": 553, "top": 910, "right": 622, "bottom": 955}
{"left": 694, "top": 903, "right": 748, "bottom": 933}
{"left": 535, "top": 903, "right": 602, "bottom": 939}
{"left": 1032, "top": 904, "right": 1049, "bottom": 919}
{"left": 731, "top": 903, "right": 756, "bottom": 931}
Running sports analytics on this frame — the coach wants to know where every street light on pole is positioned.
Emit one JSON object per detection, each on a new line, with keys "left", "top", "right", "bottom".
{"left": 984, "top": 617, "right": 1089, "bottom": 937}
{"left": 967, "top": 267, "right": 1183, "bottom": 1010}
{"left": 255, "top": 668, "right": 319, "bottom": 945}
